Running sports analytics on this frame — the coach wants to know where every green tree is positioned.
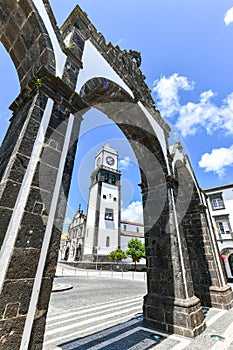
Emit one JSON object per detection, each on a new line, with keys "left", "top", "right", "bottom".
{"left": 108, "top": 248, "right": 127, "bottom": 263}
{"left": 126, "top": 238, "right": 146, "bottom": 271}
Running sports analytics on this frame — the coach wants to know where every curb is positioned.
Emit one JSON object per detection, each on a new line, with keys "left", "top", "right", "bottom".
{"left": 52, "top": 283, "right": 73, "bottom": 292}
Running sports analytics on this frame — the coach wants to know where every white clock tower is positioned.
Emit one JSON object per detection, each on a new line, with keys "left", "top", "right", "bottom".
{"left": 83, "top": 144, "right": 121, "bottom": 261}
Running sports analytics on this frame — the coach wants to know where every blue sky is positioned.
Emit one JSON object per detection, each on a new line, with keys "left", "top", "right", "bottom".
{"left": 1, "top": 0, "right": 233, "bottom": 228}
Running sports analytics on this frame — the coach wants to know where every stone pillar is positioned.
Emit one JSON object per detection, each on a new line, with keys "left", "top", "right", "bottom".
{"left": 0, "top": 84, "right": 86, "bottom": 349}
{"left": 143, "top": 179, "right": 206, "bottom": 338}
{"left": 175, "top": 160, "right": 233, "bottom": 310}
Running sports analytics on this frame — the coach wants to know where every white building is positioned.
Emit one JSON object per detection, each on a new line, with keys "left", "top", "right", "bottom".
{"left": 120, "top": 220, "right": 144, "bottom": 251}
{"left": 204, "top": 184, "right": 233, "bottom": 280}
{"left": 61, "top": 143, "right": 145, "bottom": 262}
{"left": 61, "top": 206, "right": 87, "bottom": 261}
{"left": 84, "top": 143, "right": 121, "bottom": 261}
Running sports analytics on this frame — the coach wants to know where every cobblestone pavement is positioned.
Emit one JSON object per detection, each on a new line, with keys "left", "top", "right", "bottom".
{"left": 43, "top": 264, "right": 233, "bottom": 350}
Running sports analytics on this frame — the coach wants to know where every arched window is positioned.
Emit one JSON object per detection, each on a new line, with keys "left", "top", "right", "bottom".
{"left": 104, "top": 173, "right": 109, "bottom": 182}
{"left": 111, "top": 175, "right": 116, "bottom": 185}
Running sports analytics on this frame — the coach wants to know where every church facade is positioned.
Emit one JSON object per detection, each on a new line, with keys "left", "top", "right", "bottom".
{"left": 61, "top": 143, "right": 144, "bottom": 262}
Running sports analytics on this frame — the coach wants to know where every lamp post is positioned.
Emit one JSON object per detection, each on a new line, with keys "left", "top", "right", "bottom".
{"left": 95, "top": 246, "right": 100, "bottom": 270}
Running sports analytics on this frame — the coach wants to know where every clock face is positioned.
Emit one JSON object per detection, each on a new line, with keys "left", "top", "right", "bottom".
{"left": 106, "top": 156, "right": 115, "bottom": 166}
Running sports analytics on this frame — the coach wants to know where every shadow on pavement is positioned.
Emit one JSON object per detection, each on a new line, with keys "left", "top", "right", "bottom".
{"left": 58, "top": 318, "right": 167, "bottom": 350}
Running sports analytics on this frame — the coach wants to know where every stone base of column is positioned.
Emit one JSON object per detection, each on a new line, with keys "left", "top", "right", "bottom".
{"left": 143, "top": 293, "right": 206, "bottom": 338}
{"left": 209, "top": 285, "right": 233, "bottom": 309}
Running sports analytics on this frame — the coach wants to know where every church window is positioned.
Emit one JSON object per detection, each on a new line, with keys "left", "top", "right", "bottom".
{"left": 106, "top": 236, "right": 110, "bottom": 247}
{"left": 105, "top": 208, "right": 114, "bottom": 220}
{"left": 123, "top": 224, "right": 127, "bottom": 231}
{"left": 136, "top": 227, "right": 139, "bottom": 233}
{"left": 113, "top": 197, "right": 117, "bottom": 201}
{"left": 103, "top": 195, "right": 106, "bottom": 199}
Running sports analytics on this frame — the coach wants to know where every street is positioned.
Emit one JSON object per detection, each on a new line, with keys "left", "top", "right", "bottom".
{"left": 43, "top": 275, "right": 147, "bottom": 349}
{"left": 42, "top": 264, "right": 233, "bottom": 350}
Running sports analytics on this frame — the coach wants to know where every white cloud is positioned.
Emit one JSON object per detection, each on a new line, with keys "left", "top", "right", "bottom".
{"left": 221, "top": 93, "right": 233, "bottom": 134}
{"left": 176, "top": 91, "right": 233, "bottom": 136}
{"left": 200, "top": 90, "right": 215, "bottom": 103}
{"left": 152, "top": 74, "right": 233, "bottom": 137}
{"left": 176, "top": 90, "right": 220, "bottom": 136}
{"left": 152, "top": 73, "right": 195, "bottom": 118}
{"left": 224, "top": 7, "right": 233, "bottom": 26}
{"left": 121, "top": 201, "right": 143, "bottom": 223}
{"left": 198, "top": 145, "right": 233, "bottom": 176}
{"left": 119, "top": 156, "right": 130, "bottom": 169}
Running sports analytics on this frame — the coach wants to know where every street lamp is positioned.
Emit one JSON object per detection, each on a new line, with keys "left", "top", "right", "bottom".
{"left": 95, "top": 246, "right": 100, "bottom": 270}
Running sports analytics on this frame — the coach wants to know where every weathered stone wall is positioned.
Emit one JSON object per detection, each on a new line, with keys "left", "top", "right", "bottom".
{"left": 0, "top": 1, "right": 86, "bottom": 343}
{"left": 60, "top": 5, "right": 155, "bottom": 109}
{"left": 0, "top": 94, "right": 83, "bottom": 349}
{"left": 0, "top": 0, "right": 55, "bottom": 87}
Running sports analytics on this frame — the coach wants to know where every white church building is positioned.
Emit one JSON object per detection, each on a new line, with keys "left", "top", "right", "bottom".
{"left": 61, "top": 143, "right": 144, "bottom": 262}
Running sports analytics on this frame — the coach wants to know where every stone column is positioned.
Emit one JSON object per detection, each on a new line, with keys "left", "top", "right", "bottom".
{"left": 175, "top": 160, "right": 233, "bottom": 310}
{"left": 0, "top": 84, "right": 86, "bottom": 349}
{"left": 143, "top": 178, "right": 206, "bottom": 338}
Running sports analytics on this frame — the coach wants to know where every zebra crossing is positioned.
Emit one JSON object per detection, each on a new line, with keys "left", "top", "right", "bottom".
{"left": 42, "top": 281, "right": 233, "bottom": 350}
{"left": 42, "top": 294, "right": 192, "bottom": 350}
{"left": 43, "top": 295, "right": 144, "bottom": 349}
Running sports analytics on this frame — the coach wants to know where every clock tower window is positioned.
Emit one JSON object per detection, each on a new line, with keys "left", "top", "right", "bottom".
{"left": 111, "top": 175, "right": 116, "bottom": 185}
{"left": 104, "top": 173, "right": 109, "bottom": 182}
{"left": 105, "top": 208, "right": 114, "bottom": 221}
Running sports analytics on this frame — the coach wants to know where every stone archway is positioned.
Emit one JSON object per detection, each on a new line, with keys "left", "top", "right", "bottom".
{"left": 0, "top": 0, "right": 56, "bottom": 88}
{"left": 0, "top": 1, "right": 232, "bottom": 349}
{"left": 0, "top": 0, "right": 56, "bottom": 185}
{"left": 68, "top": 76, "right": 207, "bottom": 337}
